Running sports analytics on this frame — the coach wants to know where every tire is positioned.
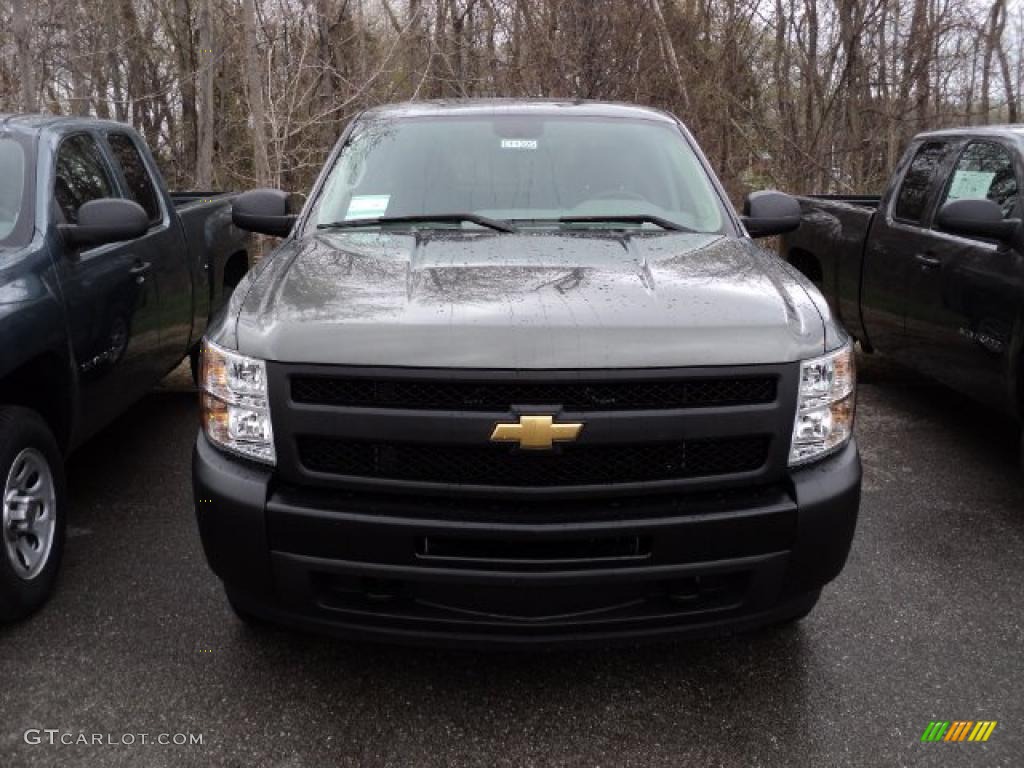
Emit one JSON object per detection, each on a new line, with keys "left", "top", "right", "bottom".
{"left": 0, "top": 407, "right": 67, "bottom": 622}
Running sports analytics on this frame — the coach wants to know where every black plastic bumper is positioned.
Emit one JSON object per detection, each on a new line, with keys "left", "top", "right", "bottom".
{"left": 193, "top": 434, "right": 861, "bottom": 648}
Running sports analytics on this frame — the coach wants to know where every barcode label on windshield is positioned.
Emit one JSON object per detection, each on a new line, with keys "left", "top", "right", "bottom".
{"left": 501, "top": 139, "right": 538, "bottom": 150}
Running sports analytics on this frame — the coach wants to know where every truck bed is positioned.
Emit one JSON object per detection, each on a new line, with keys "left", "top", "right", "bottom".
{"left": 169, "top": 191, "right": 234, "bottom": 209}
{"left": 799, "top": 194, "right": 880, "bottom": 209}
{"left": 168, "top": 190, "right": 245, "bottom": 328}
{"left": 780, "top": 195, "right": 879, "bottom": 343}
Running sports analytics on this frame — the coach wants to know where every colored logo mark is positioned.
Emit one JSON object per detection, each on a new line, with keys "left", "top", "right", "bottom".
{"left": 921, "top": 721, "right": 997, "bottom": 742}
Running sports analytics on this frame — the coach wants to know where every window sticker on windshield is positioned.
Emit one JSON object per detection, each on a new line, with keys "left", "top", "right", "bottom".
{"left": 947, "top": 170, "right": 996, "bottom": 200}
{"left": 500, "top": 139, "right": 538, "bottom": 150}
{"left": 345, "top": 194, "right": 390, "bottom": 220}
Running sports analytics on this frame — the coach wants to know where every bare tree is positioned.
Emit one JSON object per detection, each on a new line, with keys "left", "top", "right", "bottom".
{"left": 242, "top": 0, "right": 271, "bottom": 185}
{"left": 1, "top": 0, "right": 1020, "bottom": 198}
{"left": 196, "top": 0, "right": 214, "bottom": 187}
{"left": 12, "top": 0, "right": 34, "bottom": 111}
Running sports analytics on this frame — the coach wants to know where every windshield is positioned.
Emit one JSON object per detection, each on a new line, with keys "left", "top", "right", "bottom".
{"left": 0, "top": 134, "right": 33, "bottom": 247}
{"left": 310, "top": 115, "right": 726, "bottom": 233}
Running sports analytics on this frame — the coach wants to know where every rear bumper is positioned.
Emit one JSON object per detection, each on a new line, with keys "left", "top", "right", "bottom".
{"left": 193, "top": 434, "right": 861, "bottom": 648}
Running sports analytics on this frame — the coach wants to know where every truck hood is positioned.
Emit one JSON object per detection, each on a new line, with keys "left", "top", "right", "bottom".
{"left": 227, "top": 230, "right": 830, "bottom": 368}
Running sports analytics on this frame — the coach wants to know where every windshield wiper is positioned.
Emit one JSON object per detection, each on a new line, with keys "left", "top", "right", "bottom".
{"left": 317, "top": 213, "right": 516, "bottom": 233}
{"left": 556, "top": 215, "right": 693, "bottom": 232}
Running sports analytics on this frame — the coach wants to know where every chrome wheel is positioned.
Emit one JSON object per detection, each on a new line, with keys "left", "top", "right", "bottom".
{"left": 3, "top": 448, "right": 57, "bottom": 581}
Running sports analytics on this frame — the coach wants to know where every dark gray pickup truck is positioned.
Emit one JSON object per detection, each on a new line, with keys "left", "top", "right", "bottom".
{"left": 781, "top": 127, "right": 1024, "bottom": 467}
{"left": 0, "top": 115, "right": 250, "bottom": 620}
{"left": 194, "top": 100, "right": 861, "bottom": 647}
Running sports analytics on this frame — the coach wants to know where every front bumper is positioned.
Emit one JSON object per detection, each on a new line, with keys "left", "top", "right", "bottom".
{"left": 193, "top": 434, "right": 861, "bottom": 648}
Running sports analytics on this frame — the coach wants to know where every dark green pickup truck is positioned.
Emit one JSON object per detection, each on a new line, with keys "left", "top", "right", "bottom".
{"left": 0, "top": 115, "right": 250, "bottom": 620}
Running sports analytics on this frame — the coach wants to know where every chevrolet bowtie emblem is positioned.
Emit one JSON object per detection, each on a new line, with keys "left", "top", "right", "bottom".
{"left": 490, "top": 415, "right": 583, "bottom": 450}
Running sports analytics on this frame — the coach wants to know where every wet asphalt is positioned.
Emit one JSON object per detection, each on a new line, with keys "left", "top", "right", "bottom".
{"left": 1, "top": 354, "right": 1022, "bottom": 768}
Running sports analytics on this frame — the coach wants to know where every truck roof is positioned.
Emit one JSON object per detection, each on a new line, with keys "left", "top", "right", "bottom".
{"left": 916, "top": 124, "right": 1024, "bottom": 140}
{"left": 0, "top": 113, "right": 136, "bottom": 134}
{"left": 2, "top": 101, "right": 678, "bottom": 138}
{"left": 359, "top": 99, "right": 678, "bottom": 124}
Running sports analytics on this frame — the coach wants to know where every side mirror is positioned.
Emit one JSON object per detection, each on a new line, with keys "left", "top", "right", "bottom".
{"left": 741, "top": 190, "right": 802, "bottom": 238}
{"left": 232, "top": 188, "right": 297, "bottom": 237}
{"left": 59, "top": 198, "right": 149, "bottom": 248}
{"left": 935, "top": 198, "right": 1020, "bottom": 244}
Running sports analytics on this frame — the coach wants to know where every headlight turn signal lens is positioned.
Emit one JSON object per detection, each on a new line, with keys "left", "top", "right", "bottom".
{"left": 789, "top": 342, "right": 856, "bottom": 466}
{"left": 199, "top": 338, "right": 275, "bottom": 464}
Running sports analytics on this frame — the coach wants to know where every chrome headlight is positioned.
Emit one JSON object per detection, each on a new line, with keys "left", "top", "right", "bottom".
{"left": 199, "top": 338, "right": 275, "bottom": 464}
{"left": 789, "top": 342, "right": 856, "bottom": 466}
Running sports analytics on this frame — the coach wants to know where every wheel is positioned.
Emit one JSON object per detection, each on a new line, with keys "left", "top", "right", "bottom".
{"left": 0, "top": 407, "right": 66, "bottom": 622}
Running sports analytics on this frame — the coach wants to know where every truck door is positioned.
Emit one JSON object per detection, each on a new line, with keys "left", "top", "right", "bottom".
{"left": 104, "top": 131, "right": 192, "bottom": 374}
{"left": 860, "top": 139, "right": 956, "bottom": 357}
{"left": 52, "top": 132, "right": 162, "bottom": 438}
{"left": 904, "top": 139, "right": 1021, "bottom": 409}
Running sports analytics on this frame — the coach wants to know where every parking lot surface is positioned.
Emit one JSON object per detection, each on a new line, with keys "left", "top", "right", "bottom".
{"left": 2, "top": 355, "right": 1022, "bottom": 767}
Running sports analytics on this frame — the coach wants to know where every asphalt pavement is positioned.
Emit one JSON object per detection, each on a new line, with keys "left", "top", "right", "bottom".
{"left": 1, "top": 355, "right": 1022, "bottom": 767}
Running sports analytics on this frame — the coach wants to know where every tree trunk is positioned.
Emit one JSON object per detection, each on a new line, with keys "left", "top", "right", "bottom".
{"left": 316, "top": 0, "right": 335, "bottom": 152}
{"left": 407, "top": 0, "right": 425, "bottom": 95}
{"left": 242, "top": 0, "right": 271, "bottom": 185}
{"left": 68, "top": 18, "right": 89, "bottom": 116}
{"left": 355, "top": 0, "right": 366, "bottom": 80}
{"left": 12, "top": 0, "right": 35, "bottom": 111}
{"left": 650, "top": 0, "right": 689, "bottom": 112}
{"left": 197, "top": 0, "right": 215, "bottom": 188}
{"left": 119, "top": 0, "right": 146, "bottom": 131}
{"left": 999, "top": 44, "right": 1018, "bottom": 122}
{"left": 981, "top": 0, "right": 1004, "bottom": 124}
{"left": 173, "top": 0, "right": 198, "bottom": 181}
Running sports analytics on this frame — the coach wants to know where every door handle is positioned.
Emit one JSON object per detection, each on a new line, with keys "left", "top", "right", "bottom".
{"left": 129, "top": 259, "right": 151, "bottom": 285}
{"left": 914, "top": 252, "right": 941, "bottom": 268}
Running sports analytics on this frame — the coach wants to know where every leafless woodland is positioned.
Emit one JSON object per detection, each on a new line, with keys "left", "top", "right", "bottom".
{"left": 1, "top": 0, "right": 1021, "bottom": 198}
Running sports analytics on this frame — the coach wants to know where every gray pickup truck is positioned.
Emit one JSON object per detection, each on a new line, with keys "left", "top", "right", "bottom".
{"left": 781, "top": 127, "right": 1024, "bottom": 467}
{"left": 0, "top": 115, "right": 250, "bottom": 620}
{"left": 194, "top": 100, "right": 861, "bottom": 647}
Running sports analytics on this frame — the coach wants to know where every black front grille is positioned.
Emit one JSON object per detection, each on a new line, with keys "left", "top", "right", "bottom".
{"left": 296, "top": 436, "right": 771, "bottom": 487}
{"left": 290, "top": 375, "right": 776, "bottom": 411}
